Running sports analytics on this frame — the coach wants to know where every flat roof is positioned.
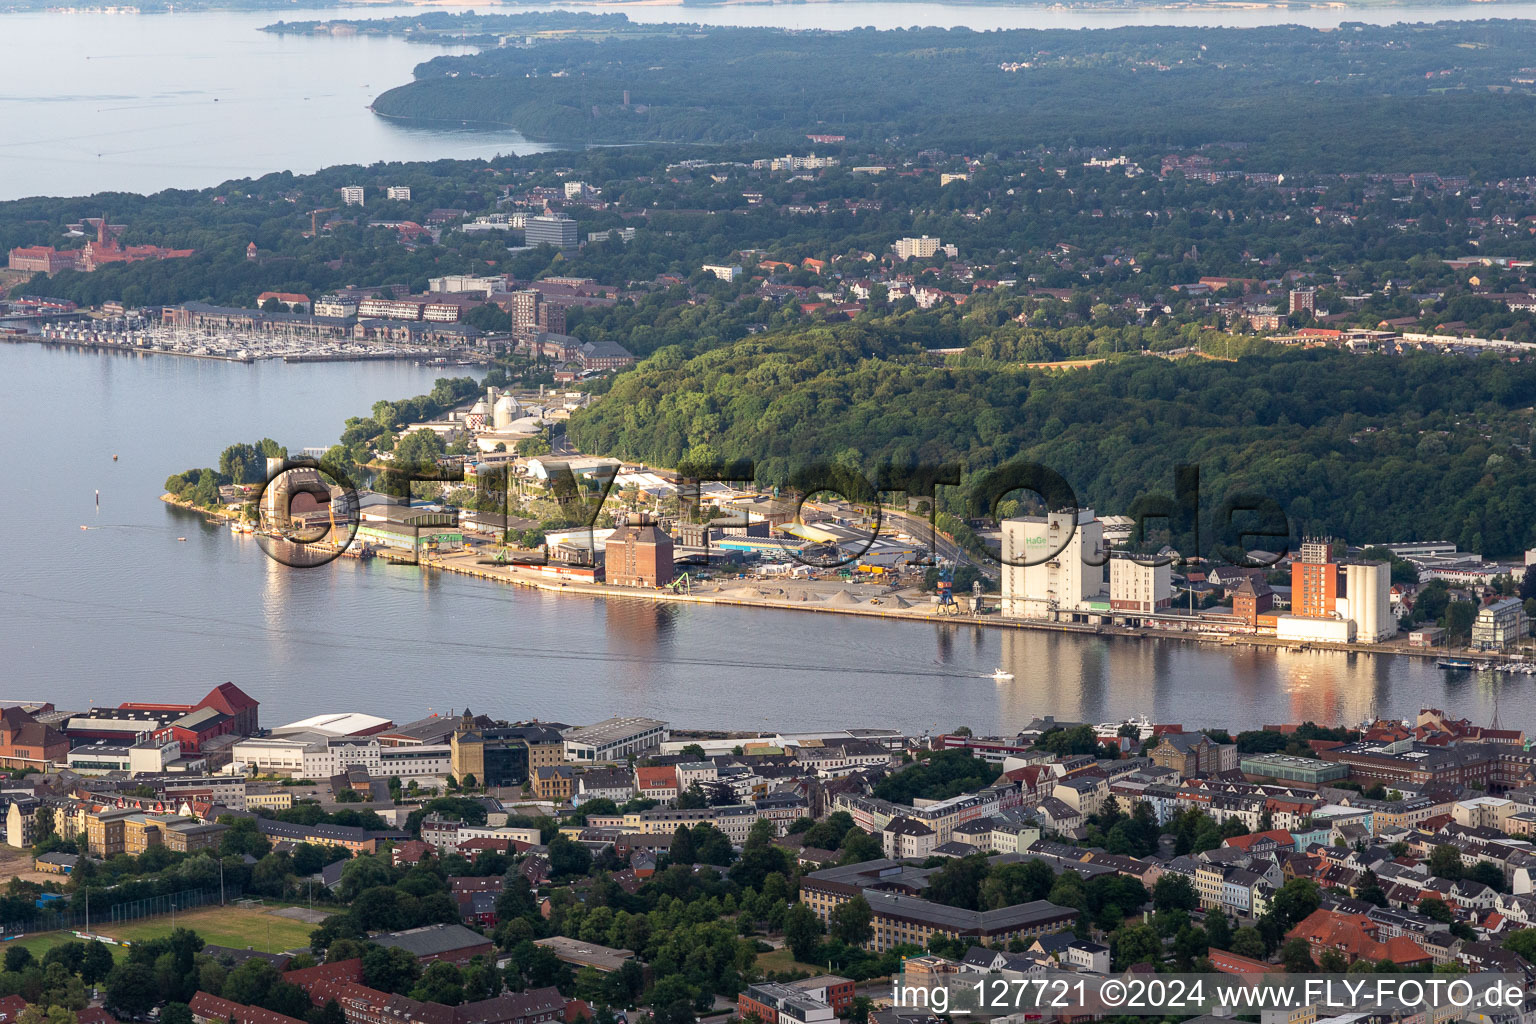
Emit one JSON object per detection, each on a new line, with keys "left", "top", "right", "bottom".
{"left": 273, "top": 712, "right": 392, "bottom": 737}
{"left": 533, "top": 936, "right": 635, "bottom": 971}
{"left": 564, "top": 716, "right": 667, "bottom": 747}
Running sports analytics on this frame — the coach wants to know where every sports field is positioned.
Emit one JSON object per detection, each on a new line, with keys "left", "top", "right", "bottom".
{"left": 1, "top": 903, "right": 325, "bottom": 960}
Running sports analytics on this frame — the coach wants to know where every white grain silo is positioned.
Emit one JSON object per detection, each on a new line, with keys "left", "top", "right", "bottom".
{"left": 1346, "top": 561, "right": 1393, "bottom": 643}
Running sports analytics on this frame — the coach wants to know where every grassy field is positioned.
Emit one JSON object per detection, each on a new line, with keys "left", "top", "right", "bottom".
{"left": 2, "top": 904, "right": 324, "bottom": 961}
{"left": 754, "top": 946, "right": 828, "bottom": 976}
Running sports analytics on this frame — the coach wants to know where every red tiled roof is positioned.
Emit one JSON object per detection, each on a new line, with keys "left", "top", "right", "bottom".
{"left": 635, "top": 766, "right": 677, "bottom": 790}
{"left": 199, "top": 681, "right": 259, "bottom": 715}
{"left": 1223, "top": 830, "right": 1294, "bottom": 851}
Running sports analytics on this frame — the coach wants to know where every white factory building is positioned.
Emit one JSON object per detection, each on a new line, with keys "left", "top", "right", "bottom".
{"left": 230, "top": 733, "right": 452, "bottom": 779}
{"left": 1001, "top": 508, "right": 1105, "bottom": 619}
{"left": 1001, "top": 508, "right": 1173, "bottom": 621}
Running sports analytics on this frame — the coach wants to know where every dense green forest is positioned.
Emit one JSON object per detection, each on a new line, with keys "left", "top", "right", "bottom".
{"left": 370, "top": 17, "right": 1536, "bottom": 172}
{"left": 567, "top": 327, "right": 1536, "bottom": 556}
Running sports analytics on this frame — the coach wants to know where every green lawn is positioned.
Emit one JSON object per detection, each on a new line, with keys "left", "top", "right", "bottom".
{"left": 754, "top": 946, "right": 828, "bottom": 975}
{"left": 5, "top": 904, "right": 324, "bottom": 960}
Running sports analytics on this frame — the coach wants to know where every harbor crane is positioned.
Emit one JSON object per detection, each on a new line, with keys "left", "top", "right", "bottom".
{"left": 935, "top": 566, "right": 961, "bottom": 615}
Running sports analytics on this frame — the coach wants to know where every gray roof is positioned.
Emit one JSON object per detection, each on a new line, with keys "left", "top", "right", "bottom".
{"left": 371, "top": 923, "right": 492, "bottom": 957}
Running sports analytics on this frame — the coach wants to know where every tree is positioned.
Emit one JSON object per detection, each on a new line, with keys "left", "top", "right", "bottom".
{"left": 1418, "top": 897, "right": 1455, "bottom": 923}
{"left": 1229, "top": 926, "right": 1267, "bottom": 959}
{"left": 669, "top": 824, "right": 698, "bottom": 865}
{"left": 1268, "top": 878, "right": 1321, "bottom": 931}
{"left": 1428, "top": 844, "right": 1464, "bottom": 881}
{"left": 829, "top": 895, "right": 873, "bottom": 947}
{"left": 82, "top": 940, "right": 115, "bottom": 985}
{"left": 1503, "top": 928, "right": 1536, "bottom": 964}
{"left": 105, "top": 963, "right": 159, "bottom": 1018}
{"left": 1281, "top": 938, "right": 1316, "bottom": 973}
{"left": 394, "top": 429, "right": 447, "bottom": 468}
{"left": 784, "top": 902, "right": 823, "bottom": 964}
{"left": 1204, "top": 907, "right": 1232, "bottom": 951}
{"left": 547, "top": 834, "right": 592, "bottom": 879}
{"left": 1110, "top": 923, "right": 1162, "bottom": 970}
{"left": 837, "top": 828, "right": 882, "bottom": 865}
{"left": 18, "top": 1008, "right": 77, "bottom": 1024}
{"left": 980, "top": 859, "right": 1055, "bottom": 910}
{"left": 4, "top": 946, "right": 34, "bottom": 972}
{"left": 924, "top": 854, "right": 991, "bottom": 911}
{"left": 1356, "top": 869, "right": 1387, "bottom": 907}
{"left": 1153, "top": 874, "right": 1198, "bottom": 914}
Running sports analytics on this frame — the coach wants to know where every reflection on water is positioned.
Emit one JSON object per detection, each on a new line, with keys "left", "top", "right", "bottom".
{"left": 0, "top": 342, "right": 1525, "bottom": 734}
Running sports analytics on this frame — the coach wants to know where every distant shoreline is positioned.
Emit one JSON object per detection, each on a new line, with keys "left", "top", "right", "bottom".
{"left": 3, "top": 0, "right": 1526, "bottom": 16}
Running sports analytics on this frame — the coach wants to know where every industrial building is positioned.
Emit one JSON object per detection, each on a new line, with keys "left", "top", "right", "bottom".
{"left": 1000, "top": 508, "right": 1104, "bottom": 619}
{"left": 604, "top": 514, "right": 675, "bottom": 588}
{"left": 1273, "top": 541, "right": 1394, "bottom": 644}
{"left": 563, "top": 716, "right": 668, "bottom": 763}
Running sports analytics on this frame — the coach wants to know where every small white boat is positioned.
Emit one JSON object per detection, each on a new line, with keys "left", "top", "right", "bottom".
{"left": 991, "top": 668, "right": 1014, "bottom": 681}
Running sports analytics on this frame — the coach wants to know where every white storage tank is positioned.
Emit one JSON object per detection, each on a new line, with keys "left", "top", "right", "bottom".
{"left": 1346, "top": 561, "right": 1393, "bottom": 643}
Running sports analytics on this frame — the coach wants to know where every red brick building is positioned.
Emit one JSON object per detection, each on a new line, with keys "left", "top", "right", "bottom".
{"left": 7, "top": 246, "right": 78, "bottom": 273}
{"left": 120, "top": 681, "right": 260, "bottom": 751}
{"left": 604, "top": 515, "right": 675, "bottom": 588}
{"left": 0, "top": 707, "right": 70, "bottom": 771}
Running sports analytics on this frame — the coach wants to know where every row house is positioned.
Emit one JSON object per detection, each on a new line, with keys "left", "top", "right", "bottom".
{"left": 754, "top": 791, "right": 810, "bottom": 836}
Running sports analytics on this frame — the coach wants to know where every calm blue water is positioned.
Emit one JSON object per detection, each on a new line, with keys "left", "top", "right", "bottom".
{"left": 0, "top": 342, "right": 1510, "bottom": 735}
{"left": 6, "top": 1, "right": 1536, "bottom": 199}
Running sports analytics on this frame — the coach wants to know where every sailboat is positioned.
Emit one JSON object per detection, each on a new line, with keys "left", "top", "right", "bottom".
{"left": 95, "top": 489, "right": 99, "bottom": 509}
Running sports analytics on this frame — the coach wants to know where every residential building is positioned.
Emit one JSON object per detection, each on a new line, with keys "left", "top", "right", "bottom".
{"left": 386, "top": 186, "right": 412, "bottom": 202}
{"left": 703, "top": 264, "right": 742, "bottom": 282}
{"left": 1150, "top": 733, "right": 1237, "bottom": 778}
{"left": 883, "top": 817, "right": 938, "bottom": 860}
{"left": 341, "top": 186, "right": 365, "bottom": 207}
{"left": 800, "top": 861, "right": 1077, "bottom": 952}
{"left": 1472, "top": 598, "right": 1527, "bottom": 651}
{"left": 635, "top": 765, "right": 679, "bottom": 805}
{"left": 893, "top": 236, "right": 942, "bottom": 260}
{"left": 1108, "top": 552, "right": 1172, "bottom": 614}
{"left": 526, "top": 214, "right": 578, "bottom": 254}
